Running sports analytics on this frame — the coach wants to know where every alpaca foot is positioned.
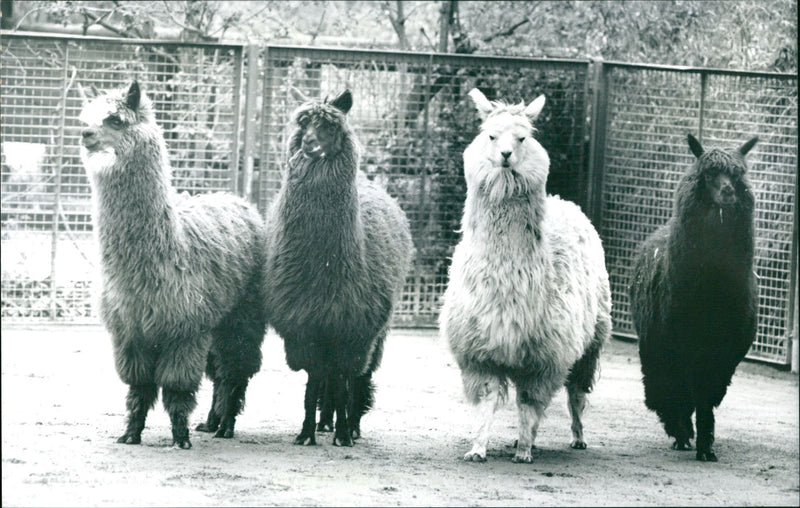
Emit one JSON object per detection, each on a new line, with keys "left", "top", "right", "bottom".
{"left": 672, "top": 439, "right": 693, "bottom": 451}
{"left": 172, "top": 438, "right": 192, "bottom": 450}
{"left": 195, "top": 422, "right": 219, "bottom": 433}
{"left": 463, "top": 443, "right": 487, "bottom": 462}
{"left": 316, "top": 421, "right": 333, "bottom": 433}
{"left": 351, "top": 427, "right": 361, "bottom": 440}
{"left": 333, "top": 429, "right": 354, "bottom": 447}
{"left": 511, "top": 450, "right": 533, "bottom": 463}
{"left": 116, "top": 433, "right": 142, "bottom": 445}
{"left": 213, "top": 425, "right": 234, "bottom": 439}
{"left": 696, "top": 446, "right": 718, "bottom": 462}
{"left": 570, "top": 439, "right": 587, "bottom": 450}
{"left": 294, "top": 432, "right": 316, "bottom": 446}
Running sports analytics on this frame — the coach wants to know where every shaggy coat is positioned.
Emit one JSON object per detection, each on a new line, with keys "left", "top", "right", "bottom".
{"left": 79, "top": 81, "right": 267, "bottom": 449}
{"left": 440, "top": 89, "right": 612, "bottom": 463}
{"left": 630, "top": 133, "right": 758, "bottom": 462}
{"left": 264, "top": 90, "right": 413, "bottom": 446}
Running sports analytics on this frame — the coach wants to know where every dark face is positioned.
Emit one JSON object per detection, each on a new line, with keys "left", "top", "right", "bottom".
{"left": 704, "top": 169, "right": 738, "bottom": 207}
{"left": 300, "top": 121, "right": 336, "bottom": 160}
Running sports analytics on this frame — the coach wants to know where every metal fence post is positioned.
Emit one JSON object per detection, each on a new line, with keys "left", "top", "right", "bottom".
{"left": 228, "top": 47, "right": 244, "bottom": 195}
{"left": 698, "top": 72, "right": 707, "bottom": 142}
{"left": 241, "top": 44, "right": 259, "bottom": 202}
{"left": 50, "top": 42, "right": 71, "bottom": 320}
{"left": 586, "top": 59, "right": 609, "bottom": 230}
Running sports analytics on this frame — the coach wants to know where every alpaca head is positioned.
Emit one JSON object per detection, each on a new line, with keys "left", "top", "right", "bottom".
{"left": 78, "top": 81, "right": 158, "bottom": 175}
{"left": 288, "top": 89, "right": 356, "bottom": 165}
{"left": 463, "top": 88, "right": 550, "bottom": 202}
{"left": 685, "top": 133, "right": 758, "bottom": 210}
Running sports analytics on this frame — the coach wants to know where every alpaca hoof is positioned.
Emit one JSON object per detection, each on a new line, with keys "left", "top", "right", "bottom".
{"left": 463, "top": 452, "right": 486, "bottom": 462}
{"left": 696, "top": 450, "right": 718, "bottom": 462}
{"left": 195, "top": 422, "right": 218, "bottom": 433}
{"left": 117, "top": 434, "right": 141, "bottom": 445}
{"left": 213, "top": 427, "right": 234, "bottom": 439}
{"left": 294, "top": 434, "right": 316, "bottom": 446}
{"left": 672, "top": 439, "right": 693, "bottom": 451}
{"left": 333, "top": 433, "right": 354, "bottom": 447}
{"left": 172, "top": 439, "right": 192, "bottom": 450}
{"left": 316, "top": 422, "right": 333, "bottom": 433}
{"left": 570, "top": 439, "right": 587, "bottom": 450}
{"left": 351, "top": 428, "right": 361, "bottom": 440}
{"left": 511, "top": 453, "right": 533, "bottom": 464}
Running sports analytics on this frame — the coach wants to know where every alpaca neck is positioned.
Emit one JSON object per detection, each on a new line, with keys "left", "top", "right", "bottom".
{"left": 463, "top": 185, "right": 546, "bottom": 250}
{"left": 280, "top": 150, "right": 364, "bottom": 260}
{"left": 91, "top": 143, "right": 178, "bottom": 272}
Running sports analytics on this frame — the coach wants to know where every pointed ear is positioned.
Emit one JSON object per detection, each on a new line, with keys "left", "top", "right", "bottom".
{"left": 524, "top": 94, "right": 545, "bottom": 120}
{"left": 468, "top": 88, "right": 493, "bottom": 120}
{"left": 329, "top": 89, "right": 352, "bottom": 114}
{"left": 290, "top": 86, "right": 309, "bottom": 104}
{"left": 739, "top": 136, "right": 758, "bottom": 156}
{"left": 687, "top": 133, "right": 703, "bottom": 158}
{"left": 125, "top": 81, "right": 141, "bottom": 111}
{"left": 76, "top": 83, "right": 89, "bottom": 105}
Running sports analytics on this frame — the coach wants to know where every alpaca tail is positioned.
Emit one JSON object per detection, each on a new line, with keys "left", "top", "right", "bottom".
{"left": 566, "top": 313, "right": 609, "bottom": 394}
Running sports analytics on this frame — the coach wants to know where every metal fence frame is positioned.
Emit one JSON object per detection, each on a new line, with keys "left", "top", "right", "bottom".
{"left": 1, "top": 32, "right": 797, "bottom": 369}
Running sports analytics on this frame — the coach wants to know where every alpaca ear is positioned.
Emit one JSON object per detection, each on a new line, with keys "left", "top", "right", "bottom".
{"left": 739, "top": 136, "right": 758, "bottom": 156}
{"left": 290, "top": 86, "right": 309, "bottom": 104}
{"left": 76, "top": 83, "right": 90, "bottom": 105}
{"left": 125, "top": 81, "right": 142, "bottom": 111}
{"left": 524, "top": 95, "right": 546, "bottom": 120}
{"left": 330, "top": 90, "right": 353, "bottom": 114}
{"left": 468, "top": 88, "right": 493, "bottom": 120}
{"left": 687, "top": 133, "right": 704, "bottom": 158}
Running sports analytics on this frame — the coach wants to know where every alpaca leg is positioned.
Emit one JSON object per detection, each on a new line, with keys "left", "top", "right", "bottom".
{"left": 513, "top": 391, "right": 546, "bottom": 463}
{"left": 462, "top": 373, "right": 503, "bottom": 462}
{"left": 695, "top": 402, "right": 717, "bottom": 462}
{"left": 214, "top": 380, "right": 249, "bottom": 439}
{"left": 333, "top": 374, "right": 354, "bottom": 447}
{"left": 317, "top": 376, "right": 335, "bottom": 433}
{"left": 349, "top": 373, "right": 375, "bottom": 440}
{"left": 162, "top": 387, "right": 198, "bottom": 449}
{"left": 295, "top": 373, "right": 322, "bottom": 445}
{"left": 567, "top": 388, "right": 588, "bottom": 450}
{"left": 196, "top": 354, "right": 221, "bottom": 433}
{"left": 118, "top": 383, "right": 158, "bottom": 445}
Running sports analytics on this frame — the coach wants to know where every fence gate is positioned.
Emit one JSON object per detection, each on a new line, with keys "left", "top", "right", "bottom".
{"left": 593, "top": 62, "right": 798, "bottom": 366}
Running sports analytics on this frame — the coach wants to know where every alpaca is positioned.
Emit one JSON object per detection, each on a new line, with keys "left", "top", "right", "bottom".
{"left": 79, "top": 81, "right": 267, "bottom": 449}
{"left": 440, "top": 89, "right": 612, "bottom": 463}
{"left": 263, "top": 89, "right": 413, "bottom": 446}
{"left": 630, "top": 133, "right": 758, "bottom": 462}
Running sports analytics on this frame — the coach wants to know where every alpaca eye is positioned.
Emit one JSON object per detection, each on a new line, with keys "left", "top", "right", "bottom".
{"left": 518, "top": 137, "right": 526, "bottom": 143}
{"left": 106, "top": 115, "right": 124, "bottom": 128}
{"left": 488, "top": 135, "right": 496, "bottom": 141}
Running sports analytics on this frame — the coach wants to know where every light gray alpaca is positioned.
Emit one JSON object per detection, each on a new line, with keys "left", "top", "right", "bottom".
{"left": 440, "top": 89, "right": 612, "bottom": 463}
{"left": 79, "top": 81, "right": 267, "bottom": 449}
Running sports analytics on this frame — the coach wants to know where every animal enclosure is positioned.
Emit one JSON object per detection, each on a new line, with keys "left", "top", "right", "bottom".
{"left": 1, "top": 33, "right": 797, "bottom": 367}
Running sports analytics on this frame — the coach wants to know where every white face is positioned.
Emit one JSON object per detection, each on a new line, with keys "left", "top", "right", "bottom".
{"left": 79, "top": 97, "right": 116, "bottom": 127}
{"left": 464, "top": 111, "right": 549, "bottom": 202}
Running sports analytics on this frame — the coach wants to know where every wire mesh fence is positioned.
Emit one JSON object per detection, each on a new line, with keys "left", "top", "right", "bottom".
{"left": 596, "top": 64, "right": 798, "bottom": 364}
{"left": 1, "top": 33, "right": 797, "bottom": 366}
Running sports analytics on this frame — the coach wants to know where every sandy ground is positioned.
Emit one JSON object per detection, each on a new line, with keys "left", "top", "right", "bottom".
{"left": 1, "top": 325, "right": 798, "bottom": 507}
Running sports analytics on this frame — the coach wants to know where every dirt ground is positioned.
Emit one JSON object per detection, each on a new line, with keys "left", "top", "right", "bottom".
{"left": 1, "top": 325, "right": 798, "bottom": 507}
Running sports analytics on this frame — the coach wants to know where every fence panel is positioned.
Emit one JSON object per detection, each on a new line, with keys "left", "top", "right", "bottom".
{"left": 257, "top": 46, "right": 591, "bottom": 325}
{"left": 598, "top": 63, "right": 798, "bottom": 365}
{"left": 1, "top": 33, "right": 245, "bottom": 322}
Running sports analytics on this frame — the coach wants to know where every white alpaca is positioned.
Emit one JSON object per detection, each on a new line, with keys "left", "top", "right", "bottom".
{"left": 440, "top": 89, "right": 612, "bottom": 463}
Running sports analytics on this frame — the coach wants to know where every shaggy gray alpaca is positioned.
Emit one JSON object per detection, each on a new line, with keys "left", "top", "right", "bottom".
{"left": 264, "top": 89, "right": 413, "bottom": 447}
{"left": 440, "top": 88, "right": 612, "bottom": 463}
{"left": 79, "top": 81, "right": 267, "bottom": 449}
